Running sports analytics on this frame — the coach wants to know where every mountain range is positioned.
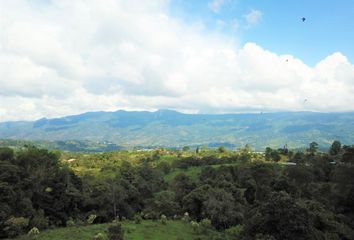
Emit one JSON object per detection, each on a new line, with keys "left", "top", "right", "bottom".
{"left": 1, "top": 110, "right": 354, "bottom": 150}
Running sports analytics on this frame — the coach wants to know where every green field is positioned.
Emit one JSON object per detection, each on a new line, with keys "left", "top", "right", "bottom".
{"left": 164, "top": 166, "right": 203, "bottom": 182}
{"left": 13, "top": 220, "right": 208, "bottom": 240}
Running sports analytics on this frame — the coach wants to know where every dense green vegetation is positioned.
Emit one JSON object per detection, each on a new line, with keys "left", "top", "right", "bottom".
{"left": 1, "top": 141, "right": 354, "bottom": 239}
{"left": 13, "top": 221, "right": 202, "bottom": 240}
{"left": 1, "top": 110, "right": 354, "bottom": 149}
{"left": 0, "top": 139, "right": 122, "bottom": 153}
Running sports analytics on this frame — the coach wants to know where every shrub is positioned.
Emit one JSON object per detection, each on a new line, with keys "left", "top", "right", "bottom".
{"left": 27, "top": 227, "right": 40, "bottom": 239}
{"left": 160, "top": 214, "right": 167, "bottom": 225}
{"left": 93, "top": 232, "right": 105, "bottom": 240}
{"left": 87, "top": 214, "right": 97, "bottom": 224}
{"left": 66, "top": 217, "right": 75, "bottom": 227}
{"left": 3, "top": 216, "right": 29, "bottom": 238}
{"left": 200, "top": 219, "right": 211, "bottom": 229}
{"left": 200, "top": 219, "right": 212, "bottom": 234}
{"left": 157, "top": 162, "right": 171, "bottom": 174}
{"left": 225, "top": 225, "right": 243, "bottom": 239}
{"left": 255, "top": 233, "right": 276, "bottom": 240}
{"left": 111, "top": 219, "right": 120, "bottom": 224}
{"left": 190, "top": 221, "right": 199, "bottom": 232}
{"left": 107, "top": 224, "right": 124, "bottom": 240}
{"left": 30, "top": 210, "right": 49, "bottom": 230}
{"left": 134, "top": 214, "right": 142, "bottom": 224}
{"left": 182, "top": 212, "right": 190, "bottom": 222}
{"left": 75, "top": 218, "right": 85, "bottom": 226}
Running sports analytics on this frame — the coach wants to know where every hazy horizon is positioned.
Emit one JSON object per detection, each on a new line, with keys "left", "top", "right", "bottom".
{"left": 2, "top": 108, "right": 354, "bottom": 123}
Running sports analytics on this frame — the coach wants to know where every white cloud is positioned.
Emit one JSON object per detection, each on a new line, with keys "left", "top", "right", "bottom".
{"left": 0, "top": 0, "right": 354, "bottom": 121}
{"left": 244, "top": 9, "right": 263, "bottom": 27}
{"left": 208, "top": 0, "right": 225, "bottom": 13}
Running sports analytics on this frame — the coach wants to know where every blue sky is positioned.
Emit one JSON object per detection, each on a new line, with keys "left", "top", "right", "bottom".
{"left": 169, "top": 0, "right": 354, "bottom": 66}
{"left": 1, "top": 0, "right": 354, "bottom": 121}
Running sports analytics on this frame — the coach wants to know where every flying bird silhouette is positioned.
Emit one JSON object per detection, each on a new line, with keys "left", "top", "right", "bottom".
{"left": 301, "top": 17, "right": 306, "bottom": 22}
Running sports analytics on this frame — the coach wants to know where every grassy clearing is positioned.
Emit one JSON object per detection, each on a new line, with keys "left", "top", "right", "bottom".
{"left": 14, "top": 220, "right": 201, "bottom": 240}
{"left": 164, "top": 166, "right": 203, "bottom": 182}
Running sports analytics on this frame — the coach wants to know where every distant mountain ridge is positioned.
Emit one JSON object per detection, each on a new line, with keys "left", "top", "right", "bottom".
{"left": 1, "top": 110, "right": 354, "bottom": 150}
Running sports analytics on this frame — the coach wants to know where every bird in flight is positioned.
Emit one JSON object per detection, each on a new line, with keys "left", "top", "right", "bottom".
{"left": 301, "top": 17, "right": 306, "bottom": 22}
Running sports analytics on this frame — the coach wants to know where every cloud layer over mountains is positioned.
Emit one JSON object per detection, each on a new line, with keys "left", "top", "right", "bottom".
{"left": 1, "top": 0, "right": 354, "bottom": 121}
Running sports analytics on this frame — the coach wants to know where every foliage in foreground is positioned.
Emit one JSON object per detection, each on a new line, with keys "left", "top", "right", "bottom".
{"left": 12, "top": 220, "right": 220, "bottom": 240}
{"left": 1, "top": 142, "right": 354, "bottom": 239}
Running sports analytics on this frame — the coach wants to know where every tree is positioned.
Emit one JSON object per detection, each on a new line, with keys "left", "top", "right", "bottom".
{"left": 244, "top": 144, "right": 253, "bottom": 153}
{"left": 144, "top": 191, "right": 179, "bottom": 218}
{"left": 169, "top": 173, "right": 196, "bottom": 204}
{"left": 292, "top": 151, "right": 305, "bottom": 164}
{"left": 196, "top": 146, "right": 200, "bottom": 154}
{"left": 244, "top": 192, "right": 315, "bottom": 240}
{"left": 244, "top": 183, "right": 256, "bottom": 204}
{"left": 250, "top": 163, "right": 279, "bottom": 186}
{"left": 307, "top": 142, "right": 319, "bottom": 155}
{"left": 182, "top": 146, "right": 190, "bottom": 152}
{"left": 270, "top": 151, "right": 281, "bottom": 162}
{"left": 265, "top": 148, "right": 281, "bottom": 162}
{"left": 0, "top": 147, "right": 14, "bottom": 161}
{"left": 0, "top": 146, "right": 83, "bottom": 237}
{"left": 107, "top": 224, "right": 124, "bottom": 240}
{"left": 265, "top": 147, "right": 272, "bottom": 161}
{"left": 285, "top": 165, "right": 314, "bottom": 186}
{"left": 329, "top": 141, "right": 341, "bottom": 156}
{"left": 183, "top": 185, "right": 212, "bottom": 220}
{"left": 218, "top": 146, "right": 226, "bottom": 153}
{"left": 202, "top": 188, "right": 242, "bottom": 229}
{"left": 342, "top": 145, "right": 354, "bottom": 163}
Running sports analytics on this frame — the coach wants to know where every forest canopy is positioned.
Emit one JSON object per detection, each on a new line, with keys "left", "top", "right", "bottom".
{"left": 1, "top": 143, "right": 354, "bottom": 239}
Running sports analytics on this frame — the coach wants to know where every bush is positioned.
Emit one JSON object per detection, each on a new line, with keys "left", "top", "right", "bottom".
{"left": 134, "top": 214, "right": 142, "bottom": 224}
{"left": 200, "top": 219, "right": 212, "bottom": 234}
{"left": 225, "top": 225, "right": 243, "bottom": 239}
{"left": 157, "top": 162, "right": 171, "bottom": 174}
{"left": 3, "top": 216, "right": 29, "bottom": 238}
{"left": 93, "top": 232, "right": 105, "bottom": 240}
{"left": 30, "top": 210, "right": 49, "bottom": 230}
{"left": 160, "top": 214, "right": 167, "bottom": 225}
{"left": 182, "top": 212, "right": 190, "bottom": 222}
{"left": 107, "top": 224, "right": 124, "bottom": 240}
{"left": 27, "top": 227, "right": 40, "bottom": 239}
{"left": 255, "top": 233, "right": 276, "bottom": 240}
{"left": 200, "top": 219, "right": 211, "bottom": 229}
{"left": 66, "top": 217, "right": 75, "bottom": 227}
{"left": 87, "top": 214, "right": 97, "bottom": 225}
{"left": 190, "top": 221, "right": 199, "bottom": 232}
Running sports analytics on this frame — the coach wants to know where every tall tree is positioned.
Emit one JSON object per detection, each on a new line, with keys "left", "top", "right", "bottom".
{"left": 329, "top": 140, "right": 341, "bottom": 156}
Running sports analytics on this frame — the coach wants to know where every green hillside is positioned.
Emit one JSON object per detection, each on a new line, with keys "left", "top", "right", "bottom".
{"left": 1, "top": 110, "right": 354, "bottom": 150}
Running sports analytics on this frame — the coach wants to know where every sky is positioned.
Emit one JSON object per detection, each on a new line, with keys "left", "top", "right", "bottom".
{"left": 0, "top": 0, "right": 354, "bottom": 121}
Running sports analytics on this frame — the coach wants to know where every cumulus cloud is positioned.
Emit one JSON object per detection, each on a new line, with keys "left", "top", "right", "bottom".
{"left": 208, "top": 0, "right": 225, "bottom": 13}
{"left": 244, "top": 9, "right": 263, "bottom": 27}
{"left": 0, "top": 0, "right": 354, "bottom": 121}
